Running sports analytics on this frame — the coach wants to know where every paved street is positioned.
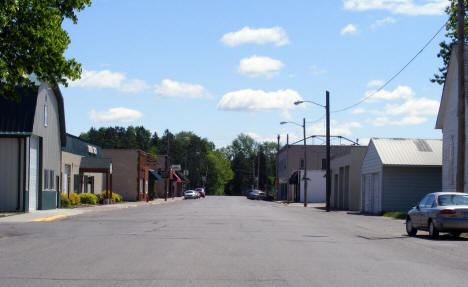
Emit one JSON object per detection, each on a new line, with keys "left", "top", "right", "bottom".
{"left": 0, "top": 196, "right": 467, "bottom": 287}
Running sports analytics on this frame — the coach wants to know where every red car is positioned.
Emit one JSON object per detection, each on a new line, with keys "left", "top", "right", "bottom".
{"left": 195, "top": 188, "right": 205, "bottom": 198}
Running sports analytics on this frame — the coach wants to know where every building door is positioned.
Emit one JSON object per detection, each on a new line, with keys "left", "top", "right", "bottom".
{"left": 372, "top": 173, "right": 380, "bottom": 214}
{"left": 64, "top": 165, "right": 70, "bottom": 194}
{"left": 29, "top": 136, "right": 39, "bottom": 211}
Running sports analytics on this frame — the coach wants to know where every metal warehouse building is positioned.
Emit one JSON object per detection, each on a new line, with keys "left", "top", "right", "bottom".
{"left": 361, "top": 138, "right": 442, "bottom": 214}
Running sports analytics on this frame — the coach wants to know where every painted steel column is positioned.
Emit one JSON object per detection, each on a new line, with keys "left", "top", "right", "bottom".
{"left": 303, "top": 118, "right": 307, "bottom": 207}
{"left": 326, "top": 91, "right": 331, "bottom": 212}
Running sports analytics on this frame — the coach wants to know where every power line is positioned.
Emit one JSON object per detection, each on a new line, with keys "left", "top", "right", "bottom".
{"left": 332, "top": 20, "right": 447, "bottom": 114}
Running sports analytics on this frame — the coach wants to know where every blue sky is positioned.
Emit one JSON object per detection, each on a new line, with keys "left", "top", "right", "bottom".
{"left": 62, "top": 0, "right": 450, "bottom": 147}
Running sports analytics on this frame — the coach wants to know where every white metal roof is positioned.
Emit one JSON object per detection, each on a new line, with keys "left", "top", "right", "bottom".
{"left": 371, "top": 138, "right": 442, "bottom": 167}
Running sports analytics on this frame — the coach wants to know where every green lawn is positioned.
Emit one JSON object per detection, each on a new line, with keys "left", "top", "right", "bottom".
{"left": 383, "top": 211, "right": 407, "bottom": 220}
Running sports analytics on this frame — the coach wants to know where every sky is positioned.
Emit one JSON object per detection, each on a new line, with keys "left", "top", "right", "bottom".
{"left": 61, "top": 0, "right": 451, "bottom": 148}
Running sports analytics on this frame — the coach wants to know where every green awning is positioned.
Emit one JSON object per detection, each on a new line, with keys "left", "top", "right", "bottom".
{"left": 149, "top": 170, "right": 164, "bottom": 181}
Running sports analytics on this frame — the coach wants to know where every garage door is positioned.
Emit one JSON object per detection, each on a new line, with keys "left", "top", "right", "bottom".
{"left": 29, "top": 137, "right": 39, "bottom": 211}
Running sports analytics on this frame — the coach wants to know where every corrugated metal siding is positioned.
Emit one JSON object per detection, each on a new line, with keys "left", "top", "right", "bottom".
{"left": 0, "top": 138, "right": 19, "bottom": 211}
{"left": 32, "top": 85, "right": 62, "bottom": 207}
{"left": 382, "top": 166, "right": 442, "bottom": 212}
{"left": 373, "top": 138, "right": 442, "bottom": 166}
{"left": 361, "top": 141, "right": 382, "bottom": 175}
{"left": 0, "top": 87, "right": 38, "bottom": 134}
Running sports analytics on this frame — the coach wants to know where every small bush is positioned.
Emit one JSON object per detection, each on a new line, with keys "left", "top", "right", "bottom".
{"left": 101, "top": 191, "right": 122, "bottom": 203}
{"left": 79, "top": 193, "right": 98, "bottom": 205}
{"left": 60, "top": 194, "right": 71, "bottom": 208}
{"left": 383, "top": 211, "right": 407, "bottom": 220}
{"left": 67, "top": 192, "right": 81, "bottom": 205}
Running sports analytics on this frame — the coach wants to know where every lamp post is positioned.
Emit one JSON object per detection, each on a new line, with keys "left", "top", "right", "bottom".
{"left": 294, "top": 91, "right": 331, "bottom": 212}
{"left": 281, "top": 118, "right": 308, "bottom": 207}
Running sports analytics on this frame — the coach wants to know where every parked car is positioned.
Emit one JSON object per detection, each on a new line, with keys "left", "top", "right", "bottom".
{"left": 406, "top": 192, "right": 468, "bottom": 238}
{"left": 195, "top": 188, "right": 205, "bottom": 198}
{"left": 184, "top": 190, "right": 199, "bottom": 200}
{"left": 246, "top": 189, "right": 263, "bottom": 200}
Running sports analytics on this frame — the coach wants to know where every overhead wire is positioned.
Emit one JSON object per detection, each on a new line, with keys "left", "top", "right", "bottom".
{"left": 331, "top": 20, "right": 448, "bottom": 114}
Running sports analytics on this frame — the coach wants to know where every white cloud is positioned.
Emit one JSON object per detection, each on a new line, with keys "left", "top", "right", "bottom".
{"left": 119, "top": 79, "right": 150, "bottom": 93}
{"left": 343, "top": 0, "right": 449, "bottom": 16}
{"left": 68, "top": 69, "right": 149, "bottom": 93}
{"left": 384, "top": 97, "right": 439, "bottom": 116}
{"left": 246, "top": 132, "right": 279, "bottom": 143}
{"left": 370, "top": 16, "right": 396, "bottom": 29}
{"left": 217, "top": 89, "right": 302, "bottom": 112}
{"left": 367, "top": 80, "right": 384, "bottom": 87}
{"left": 364, "top": 85, "right": 414, "bottom": 102}
{"left": 89, "top": 107, "right": 143, "bottom": 123}
{"left": 154, "top": 79, "right": 210, "bottom": 99}
{"left": 238, "top": 55, "right": 284, "bottom": 78}
{"left": 310, "top": 65, "right": 327, "bottom": 75}
{"left": 358, "top": 138, "right": 371, "bottom": 145}
{"left": 341, "top": 24, "right": 358, "bottom": 35}
{"left": 371, "top": 116, "right": 427, "bottom": 126}
{"left": 221, "top": 26, "right": 290, "bottom": 47}
{"left": 351, "top": 107, "right": 366, "bottom": 114}
{"left": 307, "top": 120, "right": 362, "bottom": 137}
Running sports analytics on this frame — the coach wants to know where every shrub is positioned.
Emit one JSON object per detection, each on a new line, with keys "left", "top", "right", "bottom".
{"left": 79, "top": 193, "right": 98, "bottom": 205}
{"left": 67, "top": 192, "right": 81, "bottom": 205}
{"left": 101, "top": 191, "right": 122, "bottom": 203}
{"left": 60, "top": 194, "right": 71, "bottom": 208}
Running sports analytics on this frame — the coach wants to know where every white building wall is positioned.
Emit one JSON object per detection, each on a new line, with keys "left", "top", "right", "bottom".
{"left": 441, "top": 57, "right": 468, "bottom": 193}
{"left": 299, "top": 170, "right": 325, "bottom": 203}
{"left": 360, "top": 140, "right": 383, "bottom": 213}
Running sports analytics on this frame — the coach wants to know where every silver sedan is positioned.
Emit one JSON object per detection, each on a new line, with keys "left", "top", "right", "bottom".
{"left": 406, "top": 192, "right": 468, "bottom": 238}
{"left": 184, "top": 190, "right": 199, "bottom": 200}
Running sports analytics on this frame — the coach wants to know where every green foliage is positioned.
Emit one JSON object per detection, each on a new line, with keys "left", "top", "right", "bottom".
{"left": 383, "top": 211, "right": 407, "bottom": 220}
{"left": 67, "top": 192, "right": 81, "bottom": 205}
{"left": 206, "top": 150, "right": 234, "bottom": 195}
{"left": 0, "top": 0, "right": 91, "bottom": 100}
{"left": 101, "top": 191, "right": 122, "bottom": 203}
{"left": 78, "top": 193, "right": 98, "bottom": 204}
{"left": 432, "top": 0, "right": 468, "bottom": 84}
{"left": 60, "top": 194, "right": 71, "bottom": 208}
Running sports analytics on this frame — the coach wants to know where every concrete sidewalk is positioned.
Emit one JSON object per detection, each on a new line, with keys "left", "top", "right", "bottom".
{"left": 0, "top": 197, "right": 183, "bottom": 223}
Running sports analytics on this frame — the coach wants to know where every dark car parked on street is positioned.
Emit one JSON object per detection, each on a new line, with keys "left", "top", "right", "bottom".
{"left": 406, "top": 192, "right": 468, "bottom": 238}
{"left": 195, "top": 188, "right": 205, "bottom": 198}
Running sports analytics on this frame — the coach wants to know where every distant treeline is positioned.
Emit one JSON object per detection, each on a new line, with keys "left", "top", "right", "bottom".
{"left": 80, "top": 127, "right": 277, "bottom": 195}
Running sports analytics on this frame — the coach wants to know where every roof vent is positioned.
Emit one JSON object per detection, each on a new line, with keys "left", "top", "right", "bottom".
{"left": 413, "top": 139, "right": 432, "bottom": 152}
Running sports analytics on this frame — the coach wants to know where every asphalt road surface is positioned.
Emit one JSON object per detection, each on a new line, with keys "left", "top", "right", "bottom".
{"left": 1, "top": 197, "right": 468, "bottom": 287}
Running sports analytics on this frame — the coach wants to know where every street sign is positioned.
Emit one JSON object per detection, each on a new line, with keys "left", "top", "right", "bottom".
{"left": 172, "top": 164, "right": 181, "bottom": 171}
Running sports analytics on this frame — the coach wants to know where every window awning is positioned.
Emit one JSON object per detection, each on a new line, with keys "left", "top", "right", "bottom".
{"left": 170, "top": 170, "right": 182, "bottom": 183}
{"left": 149, "top": 170, "right": 164, "bottom": 181}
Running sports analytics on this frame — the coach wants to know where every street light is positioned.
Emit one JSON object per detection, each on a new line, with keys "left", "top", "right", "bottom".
{"left": 281, "top": 118, "right": 308, "bottom": 207}
{"left": 294, "top": 91, "right": 331, "bottom": 212}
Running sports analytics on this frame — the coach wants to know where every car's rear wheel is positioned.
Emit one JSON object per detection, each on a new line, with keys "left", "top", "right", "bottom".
{"left": 429, "top": 220, "right": 439, "bottom": 239}
{"left": 406, "top": 217, "right": 417, "bottom": 236}
{"left": 449, "top": 232, "right": 461, "bottom": 238}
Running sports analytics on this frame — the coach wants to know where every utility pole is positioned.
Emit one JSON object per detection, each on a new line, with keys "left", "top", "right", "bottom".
{"left": 457, "top": 0, "right": 466, "bottom": 193}
{"left": 257, "top": 148, "right": 260, "bottom": 190}
{"left": 326, "top": 91, "right": 331, "bottom": 212}
{"left": 286, "top": 133, "right": 289, "bottom": 203}
{"left": 303, "top": 118, "right": 308, "bottom": 207}
{"left": 276, "top": 134, "right": 280, "bottom": 200}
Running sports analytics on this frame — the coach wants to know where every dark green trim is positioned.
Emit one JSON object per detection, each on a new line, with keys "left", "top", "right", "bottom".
{"left": 22, "top": 137, "right": 27, "bottom": 212}
{"left": 38, "top": 137, "right": 43, "bottom": 210}
{"left": 52, "top": 87, "right": 66, "bottom": 147}
{"left": 17, "top": 138, "right": 21, "bottom": 210}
